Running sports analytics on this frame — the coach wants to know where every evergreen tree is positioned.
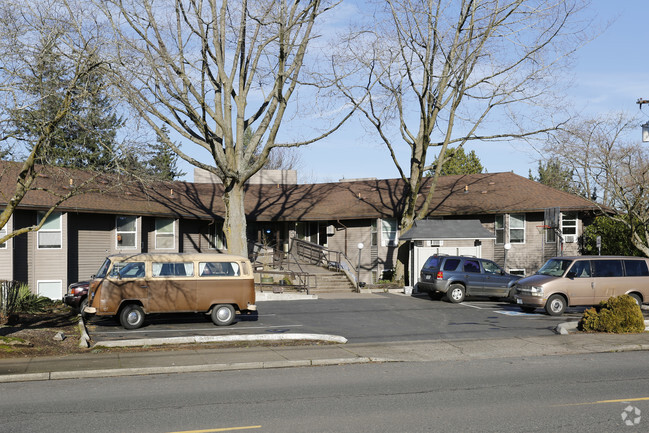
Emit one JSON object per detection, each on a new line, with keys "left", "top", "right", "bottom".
{"left": 427, "top": 147, "right": 483, "bottom": 176}
{"left": 145, "top": 127, "right": 186, "bottom": 180}
{"left": 9, "top": 38, "right": 123, "bottom": 171}
{"left": 529, "top": 158, "right": 578, "bottom": 194}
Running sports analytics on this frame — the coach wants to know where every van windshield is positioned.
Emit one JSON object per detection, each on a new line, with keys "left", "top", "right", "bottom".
{"left": 95, "top": 258, "right": 111, "bottom": 279}
{"left": 537, "top": 259, "right": 573, "bottom": 277}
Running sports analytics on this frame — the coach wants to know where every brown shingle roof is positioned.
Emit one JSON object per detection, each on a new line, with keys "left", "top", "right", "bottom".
{"left": 0, "top": 161, "right": 598, "bottom": 221}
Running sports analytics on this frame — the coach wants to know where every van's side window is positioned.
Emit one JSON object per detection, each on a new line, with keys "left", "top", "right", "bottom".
{"left": 152, "top": 262, "right": 194, "bottom": 277}
{"left": 112, "top": 262, "right": 145, "bottom": 278}
{"left": 592, "top": 260, "right": 623, "bottom": 277}
{"left": 199, "top": 262, "right": 240, "bottom": 277}
{"left": 569, "top": 261, "right": 591, "bottom": 278}
{"left": 624, "top": 260, "right": 649, "bottom": 276}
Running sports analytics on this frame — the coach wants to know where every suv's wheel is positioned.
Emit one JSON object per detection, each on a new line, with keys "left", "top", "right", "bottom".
{"left": 545, "top": 294, "right": 566, "bottom": 316}
{"left": 120, "top": 304, "right": 145, "bottom": 329}
{"left": 446, "top": 284, "right": 465, "bottom": 303}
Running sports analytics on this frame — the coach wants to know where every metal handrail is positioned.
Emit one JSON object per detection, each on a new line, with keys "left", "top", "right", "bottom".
{"left": 289, "top": 238, "right": 359, "bottom": 290}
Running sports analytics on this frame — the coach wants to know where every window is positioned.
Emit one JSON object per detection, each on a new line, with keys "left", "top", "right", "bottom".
{"left": 561, "top": 212, "right": 577, "bottom": 242}
{"left": 482, "top": 260, "right": 503, "bottom": 275}
{"left": 0, "top": 220, "right": 6, "bottom": 249}
{"left": 592, "top": 260, "right": 623, "bottom": 277}
{"left": 116, "top": 216, "right": 137, "bottom": 249}
{"left": 463, "top": 259, "right": 481, "bottom": 273}
{"left": 371, "top": 220, "right": 378, "bottom": 247}
{"left": 442, "top": 258, "right": 461, "bottom": 271}
{"left": 37, "top": 212, "right": 62, "bottom": 249}
{"left": 568, "top": 261, "right": 591, "bottom": 278}
{"left": 199, "top": 261, "right": 240, "bottom": 277}
{"left": 153, "top": 262, "right": 194, "bottom": 277}
{"left": 37, "top": 280, "right": 62, "bottom": 299}
{"left": 624, "top": 260, "right": 649, "bottom": 277}
{"left": 494, "top": 215, "right": 504, "bottom": 244}
{"left": 209, "top": 221, "right": 227, "bottom": 249}
{"left": 111, "top": 262, "right": 146, "bottom": 278}
{"left": 381, "top": 218, "right": 398, "bottom": 247}
{"left": 509, "top": 214, "right": 525, "bottom": 244}
{"left": 155, "top": 218, "right": 175, "bottom": 249}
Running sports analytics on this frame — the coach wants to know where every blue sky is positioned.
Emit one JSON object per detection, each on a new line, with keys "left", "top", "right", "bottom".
{"left": 172, "top": 1, "right": 648, "bottom": 184}
{"left": 288, "top": 0, "right": 649, "bottom": 184}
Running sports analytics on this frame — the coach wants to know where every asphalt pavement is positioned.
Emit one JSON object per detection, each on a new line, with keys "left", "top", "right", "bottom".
{"left": 1, "top": 290, "right": 648, "bottom": 383}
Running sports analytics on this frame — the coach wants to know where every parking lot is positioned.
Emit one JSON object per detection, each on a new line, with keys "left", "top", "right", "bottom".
{"left": 85, "top": 292, "right": 604, "bottom": 344}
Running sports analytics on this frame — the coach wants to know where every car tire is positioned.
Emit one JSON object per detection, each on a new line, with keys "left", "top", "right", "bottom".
{"left": 211, "top": 304, "right": 236, "bottom": 326}
{"left": 628, "top": 293, "right": 642, "bottom": 306}
{"left": 446, "top": 284, "right": 465, "bottom": 303}
{"left": 79, "top": 298, "right": 88, "bottom": 319}
{"left": 545, "top": 295, "right": 566, "bottom": 316}
{"left": 520, "top": 306, "right": 536, "bottom": 313}
{"left": 120, "top": 304, "right": 145, "bottom": 330}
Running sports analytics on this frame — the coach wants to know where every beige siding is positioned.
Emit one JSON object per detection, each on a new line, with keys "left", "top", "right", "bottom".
{"left": 75, "top": 214, "right": 113, "bottom": 281}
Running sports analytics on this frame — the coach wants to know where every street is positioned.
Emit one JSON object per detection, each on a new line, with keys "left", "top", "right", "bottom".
{"left": 86, "top": 292, "right": 588, "bottom": 343}
{"left": 1, "top": 350, "right": 648, "bottom": 432}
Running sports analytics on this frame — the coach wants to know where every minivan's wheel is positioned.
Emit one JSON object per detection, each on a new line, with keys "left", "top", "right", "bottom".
{"left": 446, "top": 284, "right": 465, "bottom": 303}
{"left": 628, "top": 293, "right": 642, "bottom": 306}
{"left": 545, "top": 295, "right": 566, "bottom": 316}
{"left": 211, "top": 304, "right": 236, "bottom": 326}
{"left": 120, "top": 304, "right": 145, "bottom": 330}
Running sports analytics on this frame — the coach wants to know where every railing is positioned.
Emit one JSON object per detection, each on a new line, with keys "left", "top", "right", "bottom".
{"left": 290, "top": 238, "right": 360, "bottom": 291}
{"left": 248, "top": 242, "right": 314, "bottom": 293}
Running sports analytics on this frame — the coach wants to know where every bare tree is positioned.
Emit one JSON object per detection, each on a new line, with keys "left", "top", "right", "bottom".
{"left": 335, "top": 0, "right": 592, "bottom": 282}
{"left": 96, "top": 0, "right": 350, "bottom": 256}
{"left": 543, "top": 113, "right": 649, "bottom": 256}
{"left": 0, "top": 0, "right": 109, "bottom": 245}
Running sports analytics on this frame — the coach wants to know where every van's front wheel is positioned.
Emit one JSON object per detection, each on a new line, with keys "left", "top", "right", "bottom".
{"left": 120, "top": 304, "right": 145, "bottom": 329}
{"left": 545, "top": 295, "right": 566, "bottom": 316}
{"left": 211, "top": 304, "right": 235, "bottom": 326}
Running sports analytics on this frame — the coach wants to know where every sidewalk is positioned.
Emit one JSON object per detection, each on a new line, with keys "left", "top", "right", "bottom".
{"left": 1, "top": 329, "right": 649, "bottom": 383}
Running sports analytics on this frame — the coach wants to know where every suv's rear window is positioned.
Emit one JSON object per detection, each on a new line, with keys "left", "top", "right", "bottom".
{"left": 624, "top": 260, "right": 649, "bottom": 276}
{"left": 423, "top": 256, "right": 441, "bottom": 269}
{"left": 443, "top": 258, "right": 461, "bottom": 271}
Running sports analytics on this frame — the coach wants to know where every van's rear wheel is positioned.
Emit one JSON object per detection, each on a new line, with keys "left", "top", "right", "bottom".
{"left": 545, "top": 295, "right": 566, "bottom": 316}
{"left": 211, "top": 304, "right": 235, "bottom": 326}
{"left": 120, "top": 304, "right": 145, "bottom": 329}
{"left": 628, "top": 293, "right": 642, "bottom": 306}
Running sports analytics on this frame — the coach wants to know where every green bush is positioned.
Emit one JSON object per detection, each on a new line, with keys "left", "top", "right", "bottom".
{"left": 12, "top": 284, "right": 52, "bottom": 314}
{"left": 578, "top": 295, "right": 645, "bottom": 333}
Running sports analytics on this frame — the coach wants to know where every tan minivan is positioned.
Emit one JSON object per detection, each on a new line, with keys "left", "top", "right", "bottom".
{"left": 514, "top": 256, "right": 649, "bottom": 316}
{"left": 84, "top": 253, "right": 257, "bottom": 329}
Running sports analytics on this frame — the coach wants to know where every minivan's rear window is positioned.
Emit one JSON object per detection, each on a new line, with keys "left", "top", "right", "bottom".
{"left": 592, "top": 260, "right": 623, "bottom": 277}
{"left": 624, "top": 260, "right": 649, "bottom": 276}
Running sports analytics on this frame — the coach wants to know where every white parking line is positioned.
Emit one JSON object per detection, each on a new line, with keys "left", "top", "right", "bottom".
{"left": 460, "top": 303, "right": 484, "bottom": 309}
{"left": 94, "top": 324, "right": 303, "bottom": 335}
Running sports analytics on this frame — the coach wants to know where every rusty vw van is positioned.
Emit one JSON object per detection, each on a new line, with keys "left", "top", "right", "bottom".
{"left": 83, "top": 253, "right": 257, "bottom": 329}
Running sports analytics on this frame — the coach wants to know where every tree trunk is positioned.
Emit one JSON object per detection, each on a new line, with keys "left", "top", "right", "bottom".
{"left": 222, "top": 180, "right": 248, "bottom": 257}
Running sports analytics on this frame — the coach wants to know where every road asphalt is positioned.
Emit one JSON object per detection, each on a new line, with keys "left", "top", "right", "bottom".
{"left": 1, "top": 291, "right": 648, "bottom": 383}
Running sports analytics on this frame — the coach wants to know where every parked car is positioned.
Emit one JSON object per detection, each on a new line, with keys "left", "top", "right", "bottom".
{"left": 63, "top": 281, "right": 90, "bottom": 315}
{"left": 514, "top": 256, "right": 649, "bottom": 316}
{"left": 417, "top": 255, "right": 522, "bottom": 303}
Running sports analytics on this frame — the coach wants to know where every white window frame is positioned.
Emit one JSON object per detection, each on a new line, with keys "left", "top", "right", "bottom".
{"left": 0, "top": 218, "right": 7, "bottom": 249}
{"left": 155, "top": 218, "right": 176, "bottom": 250}
{"left": 116, "top": 216, "right": 138, "bottom": 249}
{"left": 494, "top": 215, "right": 504, "bottom": 245}
{"left": 37, "top": 280, "right": 62, "bottom": 300}
{"left": 209, "top": 221, "right": 227, "bottom": 250}
{"left": 37, "top": 211, "right": 62, "bottom": 249}
{"left": 561, "top": 212, "right": 578, "bottom": 243}
{"left": 380, "top": 218, "right": 398, "bottom": 247}
{"left": 509, "top": 213, "right": 526, "bottom": 244}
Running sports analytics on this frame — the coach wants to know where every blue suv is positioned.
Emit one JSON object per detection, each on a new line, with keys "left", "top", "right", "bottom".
{"left": 418, "top": 255, "right": 522, "bottom": 303}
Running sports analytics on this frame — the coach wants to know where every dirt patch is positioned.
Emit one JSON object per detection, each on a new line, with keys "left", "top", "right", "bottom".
{"left": 0, "top": 306, "right": 86, "bottom": 358}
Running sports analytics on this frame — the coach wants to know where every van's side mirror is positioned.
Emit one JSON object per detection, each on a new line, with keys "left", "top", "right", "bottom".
{"left": 566, "top": 271, "right": 576, "bottom": 279}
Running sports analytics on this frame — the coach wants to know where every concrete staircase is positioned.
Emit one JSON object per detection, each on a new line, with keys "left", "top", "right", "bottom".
{"left": 298, "top": 263, "right": 356, "bottom": 294}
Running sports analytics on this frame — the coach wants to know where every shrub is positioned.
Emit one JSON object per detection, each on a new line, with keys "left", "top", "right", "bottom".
{"left": 12, "top": 284, "right": 52, "bottom": 314}
{"left": 578, "top": 295, "right": 645, "bottom": 333}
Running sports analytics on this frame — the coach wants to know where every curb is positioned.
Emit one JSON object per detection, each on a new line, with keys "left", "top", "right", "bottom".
{"left": 556, "top": 319, "right": 649, "bottom": 335}
{"left": 92, "top": 333, "right": 348, "bottom": 348}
